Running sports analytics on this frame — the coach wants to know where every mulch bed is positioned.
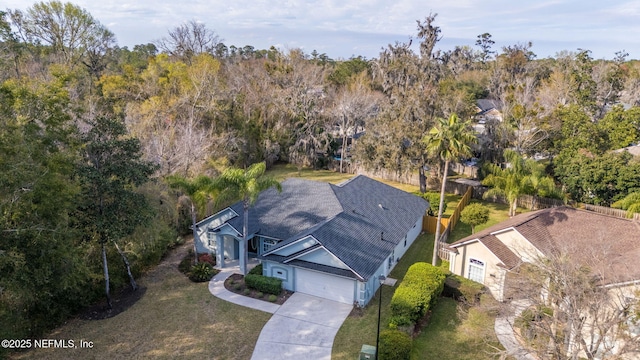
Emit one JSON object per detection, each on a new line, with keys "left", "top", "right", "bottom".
{"left": 78, "top": 286, "right": 147, "bottom": 320}
{"left": 223, "top": 273, "right": 293, "bottom": 305}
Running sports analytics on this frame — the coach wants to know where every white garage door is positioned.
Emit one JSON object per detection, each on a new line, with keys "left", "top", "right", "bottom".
{"left": 295, "top": 268, "right": 355, "bottom": 304}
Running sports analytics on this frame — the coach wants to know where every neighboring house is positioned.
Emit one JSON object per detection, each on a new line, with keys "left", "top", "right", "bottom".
{"left": 445, "top": 206, "right": 640, "bottom": 302}
{"left": 194, "top": 175, "right": 429, "bottom": 306}
{"left": 475, "top": 99, "right": 503, "bottom": 124}
{"left": 446, "top": 206, "right": 640, "bottom": 358}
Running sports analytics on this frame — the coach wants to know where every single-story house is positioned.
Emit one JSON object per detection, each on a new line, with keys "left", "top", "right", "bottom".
{"left": 194, "top": 175, "right": 429, "bottom": 306}
{"left": 445, "top": 206, "right": 640, "bottom": 302}
{"left": 475, "top": 99, "right": 503, "bottom": 124}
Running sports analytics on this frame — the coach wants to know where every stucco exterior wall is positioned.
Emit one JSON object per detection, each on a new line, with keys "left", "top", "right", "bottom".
{"left": 451, "top": 240, "right": 506, "bottom": 300}
{"left": 494, "top": 229, "right": 543, "bottom": 263}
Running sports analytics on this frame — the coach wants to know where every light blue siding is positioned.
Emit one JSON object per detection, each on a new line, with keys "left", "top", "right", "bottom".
{"left": 359, "top": 262, "right": 387, "bottom": 307}
{"left": 297, "top": 248, "right": 349, "bottom": 269}
{"left": 271, "top": 236, "right": 317, "bottom": 256}
{"left": 389, "top": 215, "right": 423, "bottom": 272}
{"left": 263, "top": 261, "right": 294, "bottom": 290}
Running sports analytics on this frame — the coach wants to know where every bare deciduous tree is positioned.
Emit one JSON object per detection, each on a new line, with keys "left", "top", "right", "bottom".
{"left": 330, "top": 72, "right": 382, "bottom": 172}
{"left": 502, "top": 241, "right": 640, "bottom": 360}
{"left": 156, "top": 20, "right": 221, "bottom": 64}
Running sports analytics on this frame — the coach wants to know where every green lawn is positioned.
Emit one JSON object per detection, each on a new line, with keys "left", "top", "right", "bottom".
{"left": 332, "top": 231, "right": 505, "bottom": 360}
{"left": 448, "top": 200, "right": 528, "bottom": 243}
{"left": 12, "top": 244, "right": 271, "bottom": 360}
{"left": 410, "top": 294, "right": 504, "bottom": 360}
{"left": 267, "top": 163, "right": 355, "bottom": 184}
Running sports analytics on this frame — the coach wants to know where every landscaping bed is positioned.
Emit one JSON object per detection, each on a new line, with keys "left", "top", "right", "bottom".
{"left": 224, "top": 273, "right": 293, "bottom": 305}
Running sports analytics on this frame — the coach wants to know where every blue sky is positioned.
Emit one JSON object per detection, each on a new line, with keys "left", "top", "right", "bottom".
{"left": 5, "top": 0, "right": 640, "bottom": 60}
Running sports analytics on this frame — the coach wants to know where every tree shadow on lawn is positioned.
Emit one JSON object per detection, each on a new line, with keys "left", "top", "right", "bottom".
{"left": 78, "top": 286, "right": 147, "bottom": 320}
{"left": 78, "top": 240, "right": 193, "bottom": 320}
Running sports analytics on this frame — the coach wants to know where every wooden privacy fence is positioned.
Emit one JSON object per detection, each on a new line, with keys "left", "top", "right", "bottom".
{"left": 422, "top": 186, "right": 473, "bottom": 243}
{"left": 583, "top": 204, "right": 640, "bottom": 220}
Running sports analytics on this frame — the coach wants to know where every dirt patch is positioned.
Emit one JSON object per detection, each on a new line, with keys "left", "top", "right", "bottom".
{"left": 224, "top": 273, "right": 293, "bottom": 305}
{"left": 348, "top": 305, "right": 366, "bottom": 317}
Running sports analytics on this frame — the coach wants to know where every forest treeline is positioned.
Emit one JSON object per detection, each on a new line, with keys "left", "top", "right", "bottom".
{"left": 2, "top": 1, "right": 640, "bottom": 344}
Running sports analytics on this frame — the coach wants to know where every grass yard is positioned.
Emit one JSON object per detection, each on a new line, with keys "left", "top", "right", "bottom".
{"left": 332, "top": 231, "right": 505, "bottom": 360}
{"left": 266, "top": 163, "right": 421, "bottom": 193}
{"left": 410, "top": 295, "right": 504, "bottom": 360}
{"left": 11, "top": 242, "right": 271, "bottom": 360}
{"left": 448, "top": 200, "right": 528, "bottom": 243}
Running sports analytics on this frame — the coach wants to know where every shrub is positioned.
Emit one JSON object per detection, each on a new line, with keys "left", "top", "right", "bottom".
{"left": 245, "top": 274, "right": 282, "bottom": 295}
{"left": 390, "top": 262, "right": 445, "bottom": 325}
{"left": 169, "top": 236, "right": 185, "bottom": 248}
{"left": 234, "top": 283, "right": 242, "bottom": 291}
{"left": 189, "top": 262, "right": 215, "bottom": 282}
{"left": 243, "top": 288, "right": 251, "bottom": 295}
{"left": 443, "top": 273, "right": 485, "bottom": 304}
{"left": 178, "top": 255, "right": 193, "bottom": 275}
{"left": 378, "top": 329, "right": 412, "bottom": 360}
{"left": 249, "top": 263, "right": 263, "bottom": 275}
{"left": 256, "top": 292, "right": 264, "bottom": 298}
{"left": 460, "top": 203, "right": 490, "bottom": 233}
{"left": 415, "top": 191, "right": 447, "bottom": 216}
{"left": 197, "top": 253, "right": 215, "bottom": 265}
{"left": 268, "top": 294, "right": 277, "bottom": 302}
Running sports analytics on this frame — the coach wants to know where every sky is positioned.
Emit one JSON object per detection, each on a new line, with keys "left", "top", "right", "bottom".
{"left": 4, "top": 0, "right": 640, "bottom": 60}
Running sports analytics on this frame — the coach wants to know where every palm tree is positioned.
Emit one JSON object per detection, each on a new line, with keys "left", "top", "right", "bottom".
{"left": 166, "top": 175, "right": 217, "bottom": 264}
{"left": 423, "top": 113, "right": 476, "bottom": 266}
{"left": 214, "top": 162, "right": 281, "bottom": 275}
{"left": 482, "top": 149, "right": 561, "bottom": 217}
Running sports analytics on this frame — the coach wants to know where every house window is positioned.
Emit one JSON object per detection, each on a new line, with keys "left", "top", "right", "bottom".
{"left": 404, "top": 236, "right": 407, "bottom": 247}
{"left": 388, "top": 250, "right": 395, "bottom": 268}
{"left": 261, "top": 238, "right": 279, "bottom": 254}
{"left": 207, "top": 230, "right": 216, "bottom": 247}
{"left": 468, "top": 258, "right": 485, "bottom": 284}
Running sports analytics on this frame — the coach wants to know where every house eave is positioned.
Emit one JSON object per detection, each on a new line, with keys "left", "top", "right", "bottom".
{"left": 194, "top": 207, "right": 240, "bottom": 227}
{"left": 263, "top": 235, "right": 317, "bottom": 256}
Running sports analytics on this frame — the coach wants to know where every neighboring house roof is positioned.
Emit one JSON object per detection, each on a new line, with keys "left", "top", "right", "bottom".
{"left": 449, "top": 206, "right": 640, "bottom": 285}
{"left": 476, "top": 99, "right": 503, "bottom": 114}
{"left": 201, "top": 175, "right": 429, "bottom": 281}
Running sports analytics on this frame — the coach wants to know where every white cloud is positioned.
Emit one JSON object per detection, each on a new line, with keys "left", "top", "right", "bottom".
{"left": 3, "top": 0, "right": 639, "bottom": 59}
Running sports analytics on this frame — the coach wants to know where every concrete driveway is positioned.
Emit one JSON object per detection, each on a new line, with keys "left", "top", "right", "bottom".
{"left": 251, "top": 293, "right": 353, "bottom": 360}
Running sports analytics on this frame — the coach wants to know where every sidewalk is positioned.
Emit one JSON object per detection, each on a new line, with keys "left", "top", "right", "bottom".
{"left": 494, "top": 299, "right": 536, "bottom": 360}
{"left": 208, "top": 262, "right": 281, "bottom": 314}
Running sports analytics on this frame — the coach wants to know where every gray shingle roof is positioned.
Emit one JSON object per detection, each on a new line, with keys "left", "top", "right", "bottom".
{"left": 227, "top": 178, "right": 343, "bottom": 241}
{"left": 226, "top": 175, "right": 428, "bottom": 281}
{"left": 476, "top": 99, "right": 502, "bottom": 113}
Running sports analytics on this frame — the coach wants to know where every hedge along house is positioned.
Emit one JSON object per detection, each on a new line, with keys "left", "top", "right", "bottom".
{"left": 194, "top": 175, "right": 429, "bottom": 305}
